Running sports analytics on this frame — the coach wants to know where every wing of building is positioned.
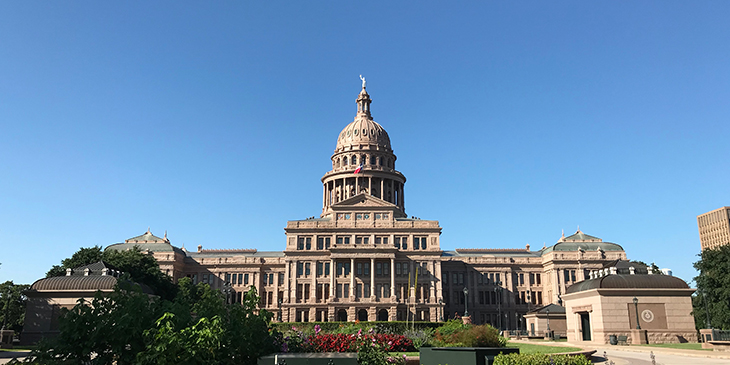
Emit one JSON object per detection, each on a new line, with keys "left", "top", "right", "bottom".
{"left": 105, "top": 83, "right": 627, "bottom": 327}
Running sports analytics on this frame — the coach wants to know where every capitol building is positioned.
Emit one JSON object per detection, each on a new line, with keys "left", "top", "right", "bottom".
{"left": 107, "top": 83, "right": 627, "bottom": 327}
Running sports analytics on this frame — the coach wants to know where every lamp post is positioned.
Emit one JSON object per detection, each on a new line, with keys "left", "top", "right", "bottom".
{"left": 278, "top": 298, "right": 283, "bottom": 322}
{"left": 557, "top": 294, "right": 562, "bottom": 307}
{"left": 463, "top": 287, "right": 469, "bottom": 317}
{"left": 633, "top": 297, "right": 641, "bottom": 330}
{"left": 438, "top": 299, "right": 444, "bottom": 322}
{"left": 494, "top": 281, "right": 503, "bottom": 330}
{"left": 701, "top": 289, "right": 712, "bottom": 329}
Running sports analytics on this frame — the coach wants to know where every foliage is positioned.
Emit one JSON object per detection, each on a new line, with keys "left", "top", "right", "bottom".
{"left": 45, "top": 245, "right": 176, "bottom": 300}
{"left": 693, "top": 245, "right": 730, "bottom": 330}
{"left": 302, "top": 332, "right": 414, "bottom": 353}
{"left": 356, "top": 333, "right": 407, "bottom": 365}
{"left": 453, "top": 324, "right": 507, "bottom": 347}
{"left": 629, "top": 260, "right": 663, "bottom": 274}
{"left": 45, "top": 246, "right": 103, "bottom": 277}
{"left": 494, "top": 353, "right": 591, "bottom": 365}
{"left": 16, "top": 279, "right": 276, "bottom": 365}
{"left": 505, "top": 342, "right": 581, "bottom": 354}
{"left": 403, "top": 327, "right": 434, "bottom": 349}
{"left": 0, "top": 281, "right": 30, "bottom": 333}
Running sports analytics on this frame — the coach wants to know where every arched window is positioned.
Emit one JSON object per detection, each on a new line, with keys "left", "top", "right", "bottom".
{"left": 377, "top": 156, "right": 381, "bottom": 166}
{"left": 361, "top": 155, "right": 366, "bottom": 165}
{"left": 343, "top": 156, "right": 348, "bottom": 166}
{"left": 352, "top": 155, "right": 357, "bottom": 165}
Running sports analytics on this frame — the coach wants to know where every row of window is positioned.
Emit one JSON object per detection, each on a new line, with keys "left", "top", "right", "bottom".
{"left": 336, "top": 213, "right": 390, "bottom": 221}
{"left": 296, "top": 234, "right": 429, "bottom": 250}
{"left": 515, "top": 272, "right": 542, "bottom": 286}
{"left": 335, "top": 154, "right": 393, "bottom": 169}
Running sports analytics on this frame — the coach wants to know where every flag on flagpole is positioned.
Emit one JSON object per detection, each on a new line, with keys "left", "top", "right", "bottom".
{"left": 354, "top": 163, "right": 363, "bottom": 174}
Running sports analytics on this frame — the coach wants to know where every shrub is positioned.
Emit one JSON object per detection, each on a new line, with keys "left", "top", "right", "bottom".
{"left": 271, "top": 321, "right": 443, "bottom": 335}
{"left": 454, "top": 324, "right": 507, "bottom": 347}
{"left": 493, "top": 353, "right": 591, "bottom": 365}
{"left": 403, "top": 328, "right": 434, "bottom": 349}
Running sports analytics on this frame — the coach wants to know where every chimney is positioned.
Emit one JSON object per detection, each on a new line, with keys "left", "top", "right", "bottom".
{"left": 609, "top": 267, "right": 617, "bottom": 275}
{"left": 84, "top": 268, "right": 90, "bottom": 276}
{"left": 648, "top": 266, "right": 654, "bottom": 275}
{"left": 66, "top": 268, "right": 72, "bottom": 276}
{"left": 629, "top": 267, "right": 635, "bottom": 275}
{"left": 198, "top": 245, "right": 203, "bottom": 253}
{"left": 102, "top": 268, "right": 109, "bottom": 276}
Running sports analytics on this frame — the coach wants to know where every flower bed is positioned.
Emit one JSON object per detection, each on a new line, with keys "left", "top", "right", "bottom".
{"left": 308, "top": 333, "right": 414, "bottom": 353}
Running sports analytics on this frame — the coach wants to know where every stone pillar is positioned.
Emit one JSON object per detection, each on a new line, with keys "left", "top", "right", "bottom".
{"left": 368, "top": 177, "right": 372, "bottom": 196}
{"left": 350, "top": 258, "right": 355, "bottom": 299}
{"left": 311, "top": 261, "right": 317, "bottom": 303}
{"left": 390, "top": 258, "right": 396, "bottom": 301}
{"left": 370, "top": 258, "right": 376, "bottom": 300}
{"left": 355, "top": 175, "right": 359, "bottom": 194}
{"left": 435, "top": 260, "right": 443, "bottom": 299}
{"left": 380, "top": 179, "right": 385, "bottom": 201}
{"left": 291, "top": 260, "right": 298, "bottom": 303}
{"left": 330, "top": 259, "right": 335, "bottom": 299}
{"left": 430, "top": 261, "right": 436, "bottom": 302}
{"left": 284, "top": 260, "right": 291, "bottom": 303}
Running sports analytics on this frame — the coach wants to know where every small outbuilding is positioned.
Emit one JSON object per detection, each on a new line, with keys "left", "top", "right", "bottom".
{"left": 21, "top": 262, "right": 153, "bottom": 345}
{"left": 524, "top": 303, "right": 566, "bottom": 338}
{"left": 562, "top": 265, "right": 696, "bottom": 345}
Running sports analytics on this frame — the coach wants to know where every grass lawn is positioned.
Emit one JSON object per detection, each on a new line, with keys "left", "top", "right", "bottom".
{"left": 390, "top": 352, "right": 419, "bottom": 357}
{"left": 638, "top": 343, "right": 710, "bottom": 351}
{"left": 0, "top": 348, "right": 33, "bottom": 352}
{"left": 506, "top": 342, "right": 582, "bottom": 354}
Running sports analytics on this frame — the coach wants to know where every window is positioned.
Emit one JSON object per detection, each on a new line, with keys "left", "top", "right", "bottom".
{"left": 413, "top": 237, "right": 419, "bottom": 250}
{"left": 364, "top": 262, "right": 370, "bottom": 276}
{"left": 263, "top": 274, "right": 268, "bottom": 285}
{"left": 343, "top": 157, "right": 348, "bottom": 165}
{"left": 306, "top": 237, "right": 311, "bottom": 250}
{"left": 571, "top": 270, "right": 577, "bottom": 282}
{"left": 384, "top": 262, "right": 390, "bottom": 275}
{"left": 337, "top": 283, "right": 343, "bottom": 298}
{"left": 344, "top": 284, "right": 349, "bottom": 297}
{"left": 364, "top": 213, "right": 370, "bottom": 219}
{"left": 396, "top": 236, "right": 408, "bottom": 249}
{"left": 356, "top": 284, "right": 362, "bottom": 299}
{"left": 298, "top": 237, "right": 304, "bottom": 250}
{"left": 458, "top": 273, "right": 464, "bottom": 285}
{"left": 356, "top": 214, "right": 363, "bottom": 220}
{"left": 244, "top": 273, "right": 249, "bottom": 285}
{"left": 536, "top": 274, "right": 541, "bottom": 285}
{"left": 325, "top": 262, "right": 330, "bottom": 276}
{"left": 356, "top": 236, "right": 369, "bottom": 244}
{"left": 238, "top": 274, "right": 243, "bottom": 285}
{"left": 519, "top": 273, "right": 525, "bottom": 285}
{"left": 376, "top": 263, "right": 382, "bottom": 276}
{"left": 452, "top": 273, "right": 457, "bottom": 284}
{"left": 279, "top": 273, "right": 284, "bottom": 285}
{"left": 352, "top": 155, "right": 357, "bottom": 165}
{"left": 225, "top": 273, "right": 231, "bottom": 283}
{"left": 337, "top": 236, "right": 351, "bottom": 244}
{"left": 364, "top": 285, "right": 370, "bottom": 298}
{"left": 478, "top": 273, "right": 483, "bottom": 284}
{"left": 337, "top": 262, "right": 343, "bottom": 276}
{"left": 357, "top": 263, "right": 363, "bottom": 275}
{"left": 403, "top": 262, "right": 409, "bottom": 276}
{"left": 270, "top": 274, "right": 274, "bottom": 285}
{"left": 396, "top": 263, "right": 402, "bottom": 275}
{"left": 305, "top": 263, "right": 311, "bottom": 276}
{"left": 297, "top": 263, "right": 304, "bottom": 277}
{"left": 496, "top": 273, "right": 500, "bottom": 283}
{"left": 317, "top": 237, "right": 324, "bottom": 250}
{"left": 395, "top": 237, "right": 401, "bottom": 249}
{"left": 344, "top": 262, "right": 351, "bottom": 275}
{"left": 530, "top": 273, "right": 535, "bottom": 286}
{"left": 564, "top": 270, "right": 570, "bottom": 283}
{"left": 370, "top": 155, "right": 376, "bottom": 165}
{"left": 317, "top": 262, "right": 323, "bottom": 276}
{"left": 444, "top": 272, "right": 448, "bottom": 284}
{"left": 375, "top": 213, "right": 381, "bottom": 220}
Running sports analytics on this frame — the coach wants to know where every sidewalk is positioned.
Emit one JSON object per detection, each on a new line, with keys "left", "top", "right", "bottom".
{"left": 508, "top": 338, "right": 730, "bottom": 360}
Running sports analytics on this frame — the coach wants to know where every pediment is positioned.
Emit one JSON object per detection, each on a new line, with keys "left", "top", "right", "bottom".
{"left": 332, "top": 193, "right": 396, "bottom": 208}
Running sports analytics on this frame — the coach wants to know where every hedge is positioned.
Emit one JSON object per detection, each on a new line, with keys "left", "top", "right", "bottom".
{"left": 272, "top": 321, "right": 443, "bottom": 334}
{"left": 493, "top": 353, "right": 591, "bottom": 365}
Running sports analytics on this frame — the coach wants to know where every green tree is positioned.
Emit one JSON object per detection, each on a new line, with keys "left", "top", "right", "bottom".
{"left": 45, "top": 246, "right": 103, "bottom": 277}
{"left": 0, "top": 281, "right": 30, "bottom": 333}
{"left": 693, "top": 245, "right": 730, "bottom": 330}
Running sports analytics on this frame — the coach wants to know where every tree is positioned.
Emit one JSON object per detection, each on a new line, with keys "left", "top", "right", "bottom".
{"left": 0, "top": 281, "right": 30, "bottom": 333}
{"left": 693, "top": 245, "right": 730, "bottom": 330}
{"left": 45, "top": 246, "right": 176, "bottom": 300}
{"left": 45, "top": 246, "right": 103, "bottom": 277}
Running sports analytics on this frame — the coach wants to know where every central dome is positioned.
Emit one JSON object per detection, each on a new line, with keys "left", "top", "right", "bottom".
{"left": 335, "top": 87, "right": 391, "bottom": 152}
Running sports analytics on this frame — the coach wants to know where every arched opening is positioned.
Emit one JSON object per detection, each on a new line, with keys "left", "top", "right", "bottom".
{"left": 358, "top": 309, "right": 368, "bottom": 322}
{"left": 370, "top": 155, "right": 376, "bottom": 165}
{"left": 352, "top": 155, "right": 358, "bottom": 165}
{"left": 378, "top": 309, "right": 389, "bottom": 321}
{"left": 338, "top": 309, "right": 348, "bottom": 322}
{"left": 343, "top": 156, "right": 348, "bottom": 166}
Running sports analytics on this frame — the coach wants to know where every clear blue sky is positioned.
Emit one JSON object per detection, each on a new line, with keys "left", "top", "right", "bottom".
{"left": 1, "top": 2, "right": 728, "bottom": 285}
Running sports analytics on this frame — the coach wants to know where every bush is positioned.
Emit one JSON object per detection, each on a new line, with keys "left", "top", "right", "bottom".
{"left": 493, "top": 353, "right": 591, "bottom": 365}
{"left": 454, "top": 325, "right": 507, "bottom": 347}
{"left": 403, "top": 328, "right": 434, "bottom": 349}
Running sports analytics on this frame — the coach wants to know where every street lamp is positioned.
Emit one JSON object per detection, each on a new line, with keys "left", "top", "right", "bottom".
{"left": 494, "top": 281, "right": 503, "bottom": 330}
{"left": 557, "top": 294, "right": 562, "bottom": 307}
{"left": 438, "top": 299, "right": 444, "bottom": 322}
{"left": 701, "top": 289, "right": 712, "bottom": 329}
{"left": 278, "top": 298, "right": 283, "bottom": 322}
{"left": 463, "top": 287, "right": 469, "bottom": 317}
{"left": 546, "top": 309, "right": 551, "bottom": 339}
{"left": 633, "top": 297, "right": 641, "bottom": 330}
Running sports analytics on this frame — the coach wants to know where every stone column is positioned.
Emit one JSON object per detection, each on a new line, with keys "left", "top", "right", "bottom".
{"left": 350, "top": 257, "right": 355, "bottom": 299}
{"left": 390, "top": 258, "right": 396, "bottom": 301}
{"left": 370, "top": 258, "right": 376, "bottom": 300}
{"left": 291, "top": 260, "right": 298, "bottom": 303}
{"left": 330, "top": 258, "right": 335, "bottom": 299}
{"left": 430, "top": 261, "right": 437, "bottom": 302}
{"left": 368, "top": 177, "right": 372, "bottom": 196}
{"left": 355, "top": 175, "right": 359, "bottom": 194}
{"left": 311, "top": 261, "right": 317, "bottom": 303}
{"left": 380, "top": 179, "right": 385, "bottom": 201}
{"left": 284, "top": 260, "right": 291, "bottom": 303}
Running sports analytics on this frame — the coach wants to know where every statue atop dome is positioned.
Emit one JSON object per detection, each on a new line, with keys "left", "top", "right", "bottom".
{"left": 359, "top": 74, "right": 366, "bottom": 89}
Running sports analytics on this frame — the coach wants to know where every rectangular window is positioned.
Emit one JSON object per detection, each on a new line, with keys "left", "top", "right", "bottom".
{"left": 356, "top": 284, "right": 362, "bottom": 298}
{"left": 375, "top": 236, "right": 381, "bottom": 244}
{"left": 244, "top": 273, "right": 249, "bottom": 285}
{"left": 297, "top": 263, "right": 303, "bottom": 277}
{"left": 571, "top": 270, "right": 576, "bottom": 282}
{"left": 225, "top": 273, "right": 231, "bottom": 283}
{"left": 297, "top": 284, "right": 303, "bottom": 300}
{"left": 337, "top": 237, "right": 343, "bottom": 244}
{"left": 384, "top": 284, "right": 390, "bottom": 297}
{"left": 238, "top": 274, "right": 243, "bottom": 285}
{"left": 305, "top": 263, "right": 311, "bottom": 276}
{"left": 496, "top": 273, "right": 500, "bottom": 283}
{"left": 376, "top": 263, "right": 382, "bottom": 276}
{"left": 279, "top": 273, "right": 284, "bottom": 285}
{"left": 490, "top": 291, "right": 496, "bottom": 305}
{"left": 458, "top": 273, "right": 464, "bottom": 285}
{"left": 364, "top": 285, "right": 370, "bottom": 298}
{"left": 317, "top": 284, "right": 323, "bottom": 300}
{"left": 306, "top": 237, "right": 311, "bottom": 250}
{"left": 337, "top": 283, "right": 343, "bottom": 298}
{"left": 382, "top": 237, "right": 388, "bottom": 245}
{"left": 479, "top": 291, "right": 485, "bottom": 304}
{"left": 364, "top": 262, "right": 370, "bottom": 276}
{"left": 325, "top": 237, "right": 331, "bottom": 249}
{"left": 363, "top": 237, "right": 369, "bottom": 244}
{"left": 403, "top": 262, "right": 409, "bottom": 276}
{"left": 337, "top": 262, "right": 343, "bottom": 276}
{"left": 357, "top": 263, "right": 363, "bottom": 275}
{"left": 376, "top": 284, "right": 382, "bottom": 298}
{"left": 337, "top": 236, "right": 351, "bottom": 244}
{"left": 268, "top": 292, "right": 273, "bottom": 305}
{"left": 325, "top": 263, "right": 330, "bottom": 276}
{"left": 384, "top": 262, "right": 390, "bottom": 275}
{"left": 564, "top": 270, "right": 570, "bottom": 283}
{"left": 344, "top": 284, "right": 349, "bottom": 297}
{"left": 530, "top": 273, "right": 535, "bottom": 285}
{"left": 413, "top": 237, "right": 420, "bottom": 250}
{"left": 453, "top": 273, "right": 458, "bottom": 284}
{"left": 202, "top": 274, "right": 209, "bottom": 284}
{"left": 317, "top": 262, "right": 323, "bottom": 276}
{"left": 298, "top": 237, "right": 305, "bottom": 250}
{"left": 419, "top": 236, "right": 427, "bottom": 249}
{"left": 396, "top": 263, "right": 402, "bottom": 275}
{"left": 478, "top": 273, "right": 483, "bottom": 284}
{"left": 536, "top": 274, "right": 541, "bottom": 285}
{"left": 356, "top": 236, "right": 362, "bottom": 244}
{"left": 344, "top": 262, "right": 351, "bottom": 275}
{"left": 317, "top": 237, "right": 324, "bottom": 250}
{"left": 263, "top": 274, "right": 268, "bottom": 285}
{"left": 444, "top": 271, "right": 448, "bottom": 284}
{"left": 395, "top": 237, "right": 401, "bottom": 249}
{"left": 304, "top": 284, "right": 310, "bottom": 300}
{"left": 519, "top": 273, "right": 524, "bottom": 285}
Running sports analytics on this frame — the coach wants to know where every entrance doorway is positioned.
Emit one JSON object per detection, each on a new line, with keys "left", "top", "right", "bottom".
{"left": 580, "top": 313, "right": 591, "bottom": 341}
{"left": 378, "top": 309, "right": 388, "bottom": 321}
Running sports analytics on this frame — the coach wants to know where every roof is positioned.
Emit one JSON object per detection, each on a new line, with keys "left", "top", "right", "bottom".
{"left": 70, "top": 261, "right": 120, "bottom": 275}
{"left": 442, "top": 250, "right": 541, "bottom": 258}
{"left": 31, "top": 275, "right": 119, "bottom": 291}
{"left": 540, "top": 230, "right": 624, "bottom": 255}
{"left": 566, "top": 274, "right": 690, "bottom": 294}
{"left": 527, "top": 303, "right": 566, "bottom": 315}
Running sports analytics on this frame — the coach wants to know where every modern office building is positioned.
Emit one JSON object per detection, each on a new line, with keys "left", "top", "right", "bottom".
{"left": 697, "top": 206, "right": 730, "bottom": 251}
{"left": 106, "top": 83, "right": 627, "bottom": 326}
